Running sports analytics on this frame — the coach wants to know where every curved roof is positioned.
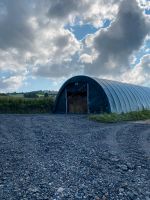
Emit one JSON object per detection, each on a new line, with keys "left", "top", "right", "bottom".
{"left": 94, "top": 77, "right": 150, "bottom": 113}
{"left": 55, "top": 75, "right": 150, "bottom": 113}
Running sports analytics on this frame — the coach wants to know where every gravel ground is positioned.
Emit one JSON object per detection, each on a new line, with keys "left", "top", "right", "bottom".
{"left": 0, "top": 114, "right": 150, "bottom": 200}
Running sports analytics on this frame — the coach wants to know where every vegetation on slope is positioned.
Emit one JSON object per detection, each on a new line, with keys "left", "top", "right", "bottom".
{"left": 89, "top": 110, "right": 150, "bottom": 123}
{"left": 0, "top": 96, "right": 54, "bottom": 114}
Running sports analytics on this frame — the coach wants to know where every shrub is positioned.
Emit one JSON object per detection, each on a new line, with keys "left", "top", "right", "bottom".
{"left": 24, "top": 92, "right": 39, "bottom": 98}
{"left": 89, "top": 110, "right": 150, "bottom": 123}
{"left": 0, "top": 96, "right": 54, "bottom": 114}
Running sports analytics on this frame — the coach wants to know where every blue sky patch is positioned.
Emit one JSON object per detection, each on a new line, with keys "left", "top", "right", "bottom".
{"left": 131, "top": 39, "right": 150, "bottom": 67}
{"left": 0, "top": 70, "right": 14, "bottom": 79}
{"left": 65, "top": 19, "right": 111, "bottom": 40}
{"left": 65, "top": 24, "right": 99, "bottom": 40}
{"left": 145, "top": 9, "right": 150, "bottom": 15}
{"left": 19, "top": 77, "right": 55, "bottom": 92}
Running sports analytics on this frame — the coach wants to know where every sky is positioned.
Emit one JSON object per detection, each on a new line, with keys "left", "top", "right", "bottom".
{"left": 0, "top": 0, "right": 150, "bottom": 92}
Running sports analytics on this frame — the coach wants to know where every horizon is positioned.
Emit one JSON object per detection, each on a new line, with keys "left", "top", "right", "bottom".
{"left": 0, "top": 0, "right": 150, "bottom": 93}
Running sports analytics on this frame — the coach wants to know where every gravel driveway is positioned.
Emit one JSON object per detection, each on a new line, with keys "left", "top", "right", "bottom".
{"left": 0, "top": 114, "right": 150, "bottom": 200}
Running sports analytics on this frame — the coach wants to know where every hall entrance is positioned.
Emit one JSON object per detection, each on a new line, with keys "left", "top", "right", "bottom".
{"left": 67, "top": 91, "right": 87, "bottom": 114}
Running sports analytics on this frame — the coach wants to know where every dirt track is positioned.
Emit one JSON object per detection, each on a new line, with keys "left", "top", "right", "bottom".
{"left": 0, "top": 114, "right": 150, "bottom": 200}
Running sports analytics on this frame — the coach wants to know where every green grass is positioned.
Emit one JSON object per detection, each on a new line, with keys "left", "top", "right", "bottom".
{"left": 0, "top": 96, "right": 54, "bottom": 114}
{"left": 89, "top": 110, "right": 150, "bottom": 123}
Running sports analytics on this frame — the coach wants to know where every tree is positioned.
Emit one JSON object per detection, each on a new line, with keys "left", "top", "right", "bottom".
{"left": 44, "top": 93, "right": 49, "bottom": 98}
{"left": 24, "top": 92, "right": 38, "bottom": 98}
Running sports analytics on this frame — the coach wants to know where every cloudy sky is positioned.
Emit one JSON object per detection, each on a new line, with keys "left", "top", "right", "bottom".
{"left": 0, "top": 0, "right": 150, "bottom": 92}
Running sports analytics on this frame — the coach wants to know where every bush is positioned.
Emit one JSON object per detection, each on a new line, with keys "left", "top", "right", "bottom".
{"left": 0, "top": 96, "right": 54, "bottom": 114}
{"left": 89, "top": 110, "right": 150, "bottom": 123}
{"left": 24, "top": 92, "right": 39, "bottom": 98}
{"left": 44, "top": 93, "right": 49, "bottom": 98}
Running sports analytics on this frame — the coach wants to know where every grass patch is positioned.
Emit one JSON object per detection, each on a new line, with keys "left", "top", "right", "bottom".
{"left": 0, "top": 96, "right": 54, "bottom": 114}
{"left": 89, "top": 110, "right": 150, "bottom": 123}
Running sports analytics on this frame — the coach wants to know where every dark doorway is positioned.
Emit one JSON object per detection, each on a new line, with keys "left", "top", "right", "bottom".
{"left": 67, "top": 91, "right": 87, "bottom": 113}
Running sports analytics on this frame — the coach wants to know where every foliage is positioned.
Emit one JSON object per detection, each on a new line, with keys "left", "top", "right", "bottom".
{"left": 0, "top": 96, "right": 54, "bottom": 114}
{"left": 44, "top": 93, "right": 49, "bottom": 98}
{"left": 0, "top": 93, "right": 7, "bottom": 96}
{"left": 3, "top": 90, "right": 57, "bottom": 98}
{"left": 24, "top": 92, "right": 39, "bottom": 98}
{"left": 89, "top": 110, "right": 150, "bottom": 123}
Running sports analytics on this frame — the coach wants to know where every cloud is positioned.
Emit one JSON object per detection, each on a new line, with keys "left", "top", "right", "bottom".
{"left": 47, "top": 0, "right": 86, "bottom": 20}
{"left": 0, "top": 0, "right": 149, "bottom": 92}
{"left": 137, "top": 0, "right": 150, "bottom": 9}
{"left": 121, "top": 54, "right": 150, "bottom": 85}
{"left": 0, "top": 0, "right": 36, "bottom": 92}
{"left": 32, "top": 28, "right": 81, "bottom": 78}
{"left": 0, "top": 0, "right": 81, "bottom": 90}
{"left": 83, "top": 0, "right": 150, "bottom": 76}
{"left": 80, "top": 54, "right": 93, "bottom": 64}
{"left": 52, "top": 30, "right": 80, "bottom": 59}
{"left": 47, "top": 0, "right": 121, "bottom": 26}
{"left": 0, "top": 0, "right": 34, "bottom": 51}
{"left": 0, "top": 75, "right": 25, "bottom": 92}
{"left": 33, "top": 61, "right": 83, "bottom": 78}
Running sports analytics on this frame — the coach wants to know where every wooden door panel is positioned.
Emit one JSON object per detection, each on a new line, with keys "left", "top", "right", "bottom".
{"left": 68, "top": 92, "right": 87, "bottom": 113}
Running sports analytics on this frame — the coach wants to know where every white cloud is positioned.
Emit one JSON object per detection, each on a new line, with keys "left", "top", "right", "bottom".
{"left": 121, "top": 54, "right": 150, "bottom": 86}
{"left": 0, "top": 0, "right": 149, "bottom": 92}
{"left": 0, "top": 75, "right": 25, "bottom": 92}
{"left": 83, "top": 0, "right": 149, "bottom": 78}
{"left": 47, "top": 0, "right": 120, "bottom": 27}
{"left": 137, "top": 0, "right": 150, "bottom": 9}
{"left": 80, "top": 54, "right": 93, "bottom": 64}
